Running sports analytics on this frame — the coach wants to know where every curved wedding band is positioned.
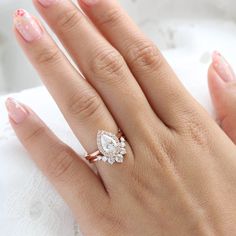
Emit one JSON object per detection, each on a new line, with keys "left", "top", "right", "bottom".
{"left": 85, "top": 130, "right": 127, "bottom": 165}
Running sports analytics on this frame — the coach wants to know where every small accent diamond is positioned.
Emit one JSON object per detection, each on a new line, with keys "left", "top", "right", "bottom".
{"left": 108, "top": 157, "right": 116, "bottom": 165}
{"left": 120, "top": 137, "right": 125, "bottom": 142}
{"left": 120, "top": 142, "right": 126, "bottom": 148}
{"left": 102, "top": 156, "right": 108, "bottom": 162}
{"left": 120, "top": 148, "right": 126, "bottom": 155}
{"left": 115, "top": 155, "right": 123, "bottom": 163}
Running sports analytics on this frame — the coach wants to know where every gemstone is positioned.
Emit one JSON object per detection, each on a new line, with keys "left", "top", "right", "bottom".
{"left": 102, "top": 156, "right": 108, "bottom": 162}
{"left": 120, "top": 142, "right": 126, "bottom": 148}
{"left": 120, "top": 137, "right": 125, "bottom": 142}
{"left": 97, "top": 131, "right": 119, "bottom": 156}
{"left": 96, "top": 130, "right": 127, "bottom": 164}
{"left": 115, "top": 155, "right": 123, "bottom": 163}
{"left": 120, "top": 148, "right": 126, "bottom": 155}
{"left": 97, "top": 155, "right": 103, "bottom": 161}
{"left": 108, "top": 157, "right": 116, "bottom": 165}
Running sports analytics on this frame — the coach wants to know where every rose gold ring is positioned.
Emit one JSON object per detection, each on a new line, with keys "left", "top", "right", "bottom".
{"left": 85, "top": 130, "right": 127, "bottom": 165}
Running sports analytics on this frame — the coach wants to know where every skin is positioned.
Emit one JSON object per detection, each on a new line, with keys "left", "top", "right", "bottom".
{"left": 7, "top": 0, "right": 236, "bottom": 235}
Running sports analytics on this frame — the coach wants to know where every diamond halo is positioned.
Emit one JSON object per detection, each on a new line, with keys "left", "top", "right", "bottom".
{"left": 95, "top": 130, "right": 126, "bottom": 165}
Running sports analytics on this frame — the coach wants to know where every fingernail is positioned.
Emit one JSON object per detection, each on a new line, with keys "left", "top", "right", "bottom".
{"left": 37, "top": 0, "right": 59, "bottom": 7}
{"left": 14, "top": 9, "right": 42, "bottom": 42}
{"left": 212, "top": 51, "right": 236, "bottom": 82}
{"left": 5, "top": 98, "right": 29, "bottom": 124}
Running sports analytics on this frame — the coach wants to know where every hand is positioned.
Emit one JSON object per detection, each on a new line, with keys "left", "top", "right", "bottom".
{"left": 6, "top": 1, "right": 236, "bottom": 235}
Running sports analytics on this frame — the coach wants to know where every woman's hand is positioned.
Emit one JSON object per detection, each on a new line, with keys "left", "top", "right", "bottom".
{"left": 6, "top": 0, "right": 236, "bottom": 235}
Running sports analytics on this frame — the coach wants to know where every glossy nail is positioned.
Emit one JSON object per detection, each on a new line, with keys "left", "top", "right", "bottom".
{"left": 212, "top": 51, "right": 235, "bottom": 82}
{"left": 14, "top": 9, "right": 42, "bottom": 42}
{"left": 37, "top": 0, "right": 59, "bottom": 7}
{"left": 5, "top": 98, "right": 29, "bottom": 124}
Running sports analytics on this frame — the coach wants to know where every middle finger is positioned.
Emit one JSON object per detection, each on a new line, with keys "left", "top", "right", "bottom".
{"left": 14, "top": 9, "right": 132, "bottom": 184}
{"left": 34, "top": 0, "right": 167, "bottom": 145}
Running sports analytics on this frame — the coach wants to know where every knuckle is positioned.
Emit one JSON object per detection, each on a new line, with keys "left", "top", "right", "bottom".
{"left": 91, "top": 48, "right": 124, "bottom": 76}
{"left": 181, "top": 110, "right": 210, "bottom": 148}
{"left": 98, "top": 8, "right": 123, "bottom": 27}
{"left": 46, "top": 147, "right": 74, "bottom": 181}
{"left": 23, "top": 125, "right": 47, "bottom": 145}
{"left": 127, "top": 40, "right": 163, "bottom": 70}
{"left": 36, "top": 47, "right": 61, "bottom": 65}
{"left": 138, "top": 128, "right": 175, "bottom": 164}
{"left": 57, "top": 9, "right": 82, "bottom": 32}
{"left": 68, "top": 90, "right": 102, "bottom": 121}
{"left": 152, "top": 137, "right": 174, "bottom": 162}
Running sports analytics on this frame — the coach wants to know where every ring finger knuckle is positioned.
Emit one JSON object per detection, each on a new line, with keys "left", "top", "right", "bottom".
{"left": 91, "top": 47, "right": 124, "bottom": 77}
{"left": 127, "top": 40, "right": 163, "bottom": 71}
{"left": 68, "top": 90, "right": 102, "bottom": 121}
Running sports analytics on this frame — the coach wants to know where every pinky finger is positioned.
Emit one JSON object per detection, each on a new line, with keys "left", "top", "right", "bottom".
{"left": 5, "top": 97, "right": 108, "bottom": 227}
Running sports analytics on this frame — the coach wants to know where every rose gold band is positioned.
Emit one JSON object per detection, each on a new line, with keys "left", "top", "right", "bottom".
{"left": 85, "top": 130, "right": 124, "bottom": 163}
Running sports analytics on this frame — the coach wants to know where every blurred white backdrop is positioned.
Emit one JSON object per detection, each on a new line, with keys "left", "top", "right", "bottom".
{"left": 0, "top": 0, "right": 37, "bottom": 94}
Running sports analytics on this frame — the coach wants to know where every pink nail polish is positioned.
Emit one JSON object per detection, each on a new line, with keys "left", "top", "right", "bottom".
{"left": 5, "top": 98, "right": 29, "bottom": 124}
{"left": 14, "top": 9, "right": 42, "bottom": 42}
{"left": 37, "top": 0, "right": 59, "bottom": 7}
{"left": 212, "top": 51, "right": 236, "bottom": 82}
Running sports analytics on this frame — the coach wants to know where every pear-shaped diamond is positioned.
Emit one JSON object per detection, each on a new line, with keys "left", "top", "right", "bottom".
{"left": 97, "top": 130, "right": 119, "bottom": 157}
{"left": 101, "top": 134, "right": 117, "bottom": 152}
{"left": 96, "top": 130, "right": 127, "bottom": 165}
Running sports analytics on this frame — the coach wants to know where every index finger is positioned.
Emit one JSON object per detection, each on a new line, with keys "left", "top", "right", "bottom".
{"left": 5, "top": 98, "right": 109, "bottom": 226}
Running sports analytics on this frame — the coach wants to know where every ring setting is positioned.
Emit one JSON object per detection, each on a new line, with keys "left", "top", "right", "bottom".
{"left": 85, "top": 130, "right": 127, "bottom": 165}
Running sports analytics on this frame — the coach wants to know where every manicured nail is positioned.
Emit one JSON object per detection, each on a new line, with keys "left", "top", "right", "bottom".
{"left": 14, "top": 9, "right": 42, "bottom": 42}
{"left": 5, "top": 98, "right": 29, "bottom": 124}
{"left": 37, "top": 0, "right": 59, "bottom": 7}
{"left": 212, "top": 51, "right": 236, "bottom": 82}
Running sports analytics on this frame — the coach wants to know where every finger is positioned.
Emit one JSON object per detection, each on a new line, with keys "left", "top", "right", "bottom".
{"left": 13, "top": 9, "right": 134, "bottom": 181}
{"left": 33, "top": 0, "right": 165, "bottom": 143}
{"left": 5, "top": 97, "right": 108, "bottom": 227}
{"left": 208, "top": 51, "right": 236, "bottom": 144}
{"left": 78, "top": 0, "right": 199, "bottom": 129}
